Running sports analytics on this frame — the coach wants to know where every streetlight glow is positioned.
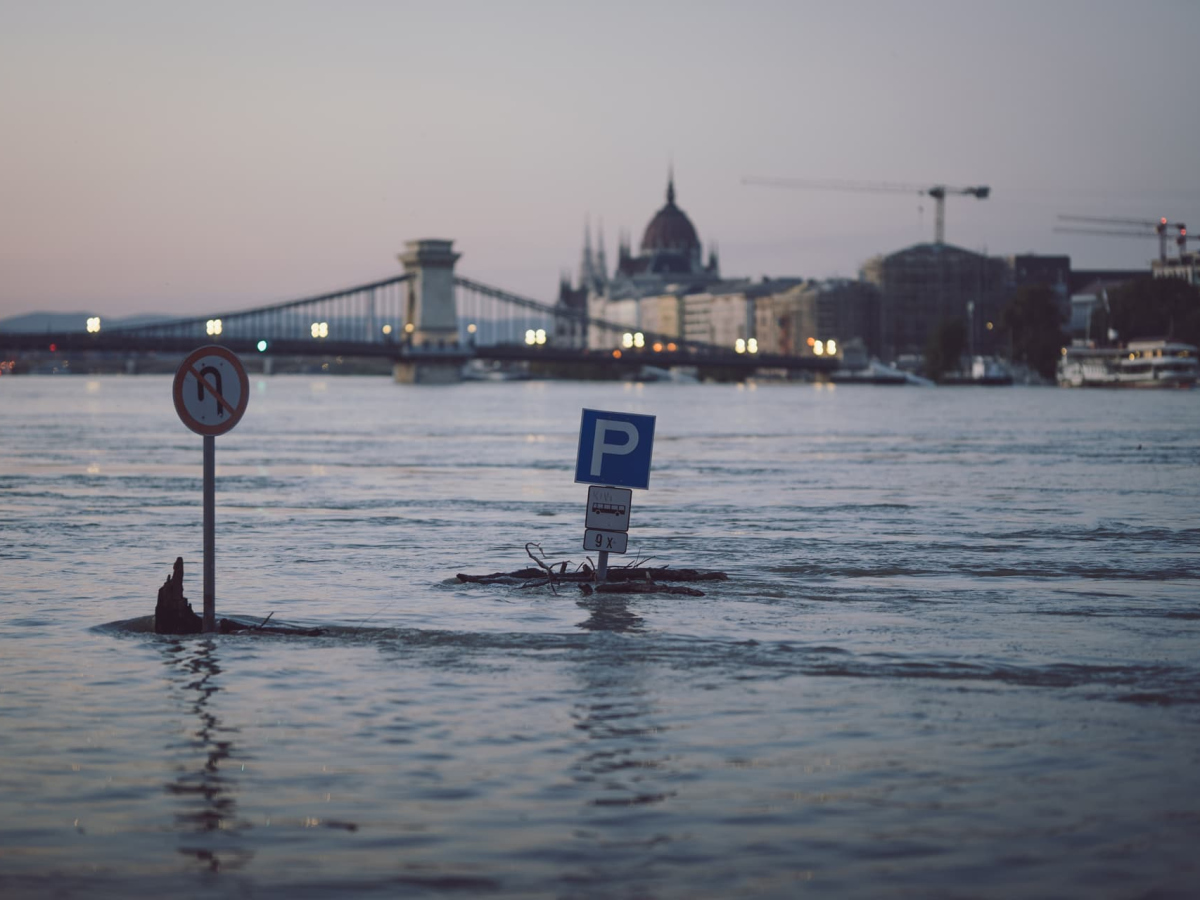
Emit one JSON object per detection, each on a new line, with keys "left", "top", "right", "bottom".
{"left": 311, "top": 322, "right": 328, "bottom": 338}
{"left": 86, "top": 317, "right": 101, "bottom": 333}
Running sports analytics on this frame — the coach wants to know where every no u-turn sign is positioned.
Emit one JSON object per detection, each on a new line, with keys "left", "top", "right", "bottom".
{"left": 173, "top": 345, "right": 249, "bottom": 436}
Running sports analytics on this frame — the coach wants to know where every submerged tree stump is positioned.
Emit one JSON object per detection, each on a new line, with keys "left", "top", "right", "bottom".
{"left": 152, "top": 557, "right": 324, "bottom": 637}
{"left": 154, "top": 557, "right": 203, "bottom": 635}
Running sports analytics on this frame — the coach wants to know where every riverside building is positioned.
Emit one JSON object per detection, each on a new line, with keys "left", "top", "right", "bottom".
{"left": 860, "top": 243, "right": 1011, "bottom": 362}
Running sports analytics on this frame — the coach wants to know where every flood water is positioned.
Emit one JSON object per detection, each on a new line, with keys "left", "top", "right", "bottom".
{"left": 2, "top": 375, "right": 1198, "bottom": 898}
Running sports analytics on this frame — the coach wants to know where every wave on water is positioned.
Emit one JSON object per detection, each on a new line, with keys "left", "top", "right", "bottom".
{"left": 95, "top": 616, "right": 1200, "bottom": 706}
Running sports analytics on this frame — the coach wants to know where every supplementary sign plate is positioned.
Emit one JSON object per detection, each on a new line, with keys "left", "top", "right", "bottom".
{"left": 584, "top": 528, "right": 628, "bottom": 554}
{"left": 173, "top": 345, "right": 249, "bottom": 436}
{"left": 585, "top": 485, "right": 632, "bottom": 532}
{"left": 574, "top": 408, "right": 656, "bottom": 490}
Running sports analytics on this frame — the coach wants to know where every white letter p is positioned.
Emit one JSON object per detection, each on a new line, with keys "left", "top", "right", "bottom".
{"left": 591, "top": 419, "right": 638, "bottom": 477}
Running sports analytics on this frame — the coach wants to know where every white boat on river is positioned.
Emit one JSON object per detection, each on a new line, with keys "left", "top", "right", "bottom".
{"left": 1058, "top": 340, "right": 1198, "bottom": 388}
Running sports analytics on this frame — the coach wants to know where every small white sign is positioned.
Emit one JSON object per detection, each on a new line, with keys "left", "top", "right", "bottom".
{"left": 585, "top": 485, "right": 632, "bottom": 532}
{"left": 584, "top": 528, "right": 628, "bottom": 554}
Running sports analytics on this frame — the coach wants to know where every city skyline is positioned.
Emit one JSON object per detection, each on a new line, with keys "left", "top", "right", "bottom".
{"left": 3, "top": 0, "right": 1199, "bottom": 319}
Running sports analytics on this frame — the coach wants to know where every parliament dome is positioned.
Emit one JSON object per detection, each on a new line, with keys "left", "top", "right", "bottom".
{"left": 640, "top": 176, "right": 700, "bottom": 254}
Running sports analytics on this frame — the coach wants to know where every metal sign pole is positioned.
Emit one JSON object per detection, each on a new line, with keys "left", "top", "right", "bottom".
{"left": 597, "top": 550, "right": 609, "bottom": 582}
{"left": 172, "top": 346, "right": 249, "bottom": 635}
{"left": 202, "top": 434, "right": 216, "bottom": 632}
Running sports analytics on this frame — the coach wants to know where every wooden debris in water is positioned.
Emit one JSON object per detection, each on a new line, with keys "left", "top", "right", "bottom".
{"left": 152, "top": 556, "right": 323, "bottom": 637}
{"left": 456, "top": 544, "right": 726, "bottom": 596}
{"left": 154, "top": 557, "right": 203, "bottom": 634}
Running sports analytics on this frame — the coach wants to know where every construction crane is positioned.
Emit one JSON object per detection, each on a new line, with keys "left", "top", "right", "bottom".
{"left": 1054, "top": 214, "right": 1186, "bottom": 263}
{"left": 1175, "top": 228, "right": 1200, "bottom": 255}
{"left": 742, "top": 176, "right": 991, "bottom": 245}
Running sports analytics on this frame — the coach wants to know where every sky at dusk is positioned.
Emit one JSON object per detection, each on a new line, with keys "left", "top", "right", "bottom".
{"left": 3, "top": 0, "right": 1199, "bottom": 319}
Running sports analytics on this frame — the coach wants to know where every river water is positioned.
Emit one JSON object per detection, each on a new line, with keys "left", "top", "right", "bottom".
{"left": 2, "top": 375, "right": 1198, "bottom": 898}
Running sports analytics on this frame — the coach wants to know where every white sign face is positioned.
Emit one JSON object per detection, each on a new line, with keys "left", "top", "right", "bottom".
{"left": 584, "top": 528, "right": 628, "bottom": 554}
{"left": 585, "top": 485, "right": 632, "bottom": 532}
{"left": 173, "top": 345, "right": 249, "bottom": 436}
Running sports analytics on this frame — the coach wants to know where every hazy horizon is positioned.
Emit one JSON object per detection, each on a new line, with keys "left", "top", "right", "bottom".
{"left": 4, "top": 0, "right": 1199, "bottom": 319}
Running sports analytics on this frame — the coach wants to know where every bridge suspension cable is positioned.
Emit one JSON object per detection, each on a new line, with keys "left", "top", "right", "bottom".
{"left": 452, "top": 275, "right": 715, "bottom": 352}
{"left": 106, "top": 274, "right": 412, "bottom": 345}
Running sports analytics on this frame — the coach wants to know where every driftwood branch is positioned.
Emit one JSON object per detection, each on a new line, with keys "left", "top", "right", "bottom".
{"left": 457, "top": 567, "right": 723, "bottom": 586}
{"left": 458, "top": 549, "right": 726, "bottom": 597}
{"left": 525, "top": 543, "right": 560, "bottom": 595}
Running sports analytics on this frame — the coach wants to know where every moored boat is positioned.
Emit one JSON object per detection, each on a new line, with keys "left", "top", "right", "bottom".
{"left": 1058, "top": 340, "right": 1197, "bottom": 388}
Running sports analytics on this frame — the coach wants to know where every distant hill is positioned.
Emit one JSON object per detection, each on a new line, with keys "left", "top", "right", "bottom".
{"left": 0, "top": 312, "right": 179, "bottom": 333}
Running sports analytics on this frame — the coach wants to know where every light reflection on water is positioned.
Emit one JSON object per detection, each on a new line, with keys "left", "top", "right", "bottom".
{"left": 161, "top": 639, "right": 253, "bottom": 873}
{"left": 0, "top": 376, "right": 1198, "bottom": 898}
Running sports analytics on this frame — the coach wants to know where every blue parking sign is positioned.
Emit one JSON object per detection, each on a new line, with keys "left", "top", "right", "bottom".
{"left": 574, "top": 408, "right": 656, "bottom": 490}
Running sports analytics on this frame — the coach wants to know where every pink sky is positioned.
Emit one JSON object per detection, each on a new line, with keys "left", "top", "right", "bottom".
{"left": 3, "top": 0, "right": 1198, "bottom": 318}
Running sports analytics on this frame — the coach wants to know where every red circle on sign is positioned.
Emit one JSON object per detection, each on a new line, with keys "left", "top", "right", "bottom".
{"left": 172, "top": 345, "right": 250, "bottom": 436}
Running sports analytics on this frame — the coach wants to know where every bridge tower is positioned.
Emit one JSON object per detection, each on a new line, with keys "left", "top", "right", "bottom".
{"left": 394, "top": 238, "right": 464, "bottom": 384}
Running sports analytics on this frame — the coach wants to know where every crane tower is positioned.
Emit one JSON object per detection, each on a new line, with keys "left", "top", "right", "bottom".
{"left": 743, "top": 176, "right": 991, "bottom": 245}
{"left": 1054, "top": 214, "right": 1185, "bottom": 264}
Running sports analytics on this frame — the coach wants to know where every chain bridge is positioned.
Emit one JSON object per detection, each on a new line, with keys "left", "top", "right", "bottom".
{"left": 2, "top": 239, "right": 837, "bottom": 381}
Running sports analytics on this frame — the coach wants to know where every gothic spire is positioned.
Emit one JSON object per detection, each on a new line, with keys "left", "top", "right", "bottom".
{"left": 579, "top": 215, "right": 595, "bottom": 288}
{"left": 595, "top": 218, "right": 608, "bottom": 285}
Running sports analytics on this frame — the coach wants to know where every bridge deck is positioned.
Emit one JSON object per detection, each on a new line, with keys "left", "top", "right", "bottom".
{"left": 0, "top": 331, "right": 839, "bottom": 373}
